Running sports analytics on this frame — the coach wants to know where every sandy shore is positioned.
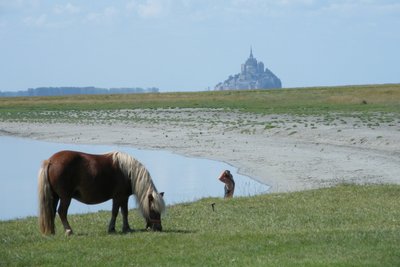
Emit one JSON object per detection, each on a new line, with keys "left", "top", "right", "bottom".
{"left": 1, "top": 108, "right": 399, "bottom": 193}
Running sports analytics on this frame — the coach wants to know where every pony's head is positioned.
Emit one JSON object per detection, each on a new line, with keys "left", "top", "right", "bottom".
{"left": 145, "top": 191, "right": 165, "bottom": 231}
{"left": 112, "top": 151, "right": 166, "bottom": 231}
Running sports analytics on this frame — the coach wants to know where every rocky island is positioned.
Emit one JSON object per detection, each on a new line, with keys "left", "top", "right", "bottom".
{"left": 215, "top": 48, "right": 282, "bottom": 90}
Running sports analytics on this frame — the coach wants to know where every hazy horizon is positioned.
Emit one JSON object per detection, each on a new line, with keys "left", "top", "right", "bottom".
{"left": 1, "top": 1, "right": 399, "bottom": 92}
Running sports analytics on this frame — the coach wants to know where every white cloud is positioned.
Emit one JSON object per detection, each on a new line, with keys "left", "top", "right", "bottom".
{"left": 314, "top": 1, "right": 400, "bottom": 20}
{"left": 276, "top": 0, "right": 315, "bottom": 6}
{"left": 23, "top": 13, "right": 46, "bottom": 27}
{"left": 0, "top": 0, "right": 40, "bottom": 10}
{"left": 139, "top": 1, "right": 163, "bottom": 17}
{"left": 85, "top": 6, "right": 119, "bottom": 24}
{"left": 126, "top": 0, "right": 168, "bottom": 18}
{"left": 53, "top": 3, "right": 81, "bottom": 15}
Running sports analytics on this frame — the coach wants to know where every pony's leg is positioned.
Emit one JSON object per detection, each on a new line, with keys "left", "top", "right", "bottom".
{"left": 121, "top": 198, "right": 132, "bottom": 233}
{"left": 51, "top": 195, "right": 60, "bottom": 234}
{"left": 108, "top": 200, "right": 119, "bottom": 233}
{"left": 58, "top": 197, "right": 73, "bottom": 236}
{"left": 52, "top": 195, "right": 59, "bottom": 216}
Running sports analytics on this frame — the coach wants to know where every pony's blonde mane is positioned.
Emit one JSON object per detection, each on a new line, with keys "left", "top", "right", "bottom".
{"left": 111, "top": 151, "right": 165, "bottom": 219}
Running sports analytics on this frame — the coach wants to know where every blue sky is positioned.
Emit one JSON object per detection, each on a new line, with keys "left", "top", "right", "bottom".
{"left": 1, "top": 0, "right": 399, "bottom": 92}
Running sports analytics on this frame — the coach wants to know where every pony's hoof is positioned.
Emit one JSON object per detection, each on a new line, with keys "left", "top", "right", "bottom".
{"left": 65, "top": 229, "right": 73, "bottom": 236}
{"left": 122, "top": 228, "right": 134, "bottom": 234}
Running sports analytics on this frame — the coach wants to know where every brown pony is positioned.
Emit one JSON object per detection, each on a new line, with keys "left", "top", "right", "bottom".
{"left": 38, "top": 150, "right": 165, "bottom": 235}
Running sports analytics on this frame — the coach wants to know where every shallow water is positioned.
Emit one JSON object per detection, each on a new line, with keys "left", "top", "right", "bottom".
{"left": 0, "top": 136, "right": 269, "bottom": 220}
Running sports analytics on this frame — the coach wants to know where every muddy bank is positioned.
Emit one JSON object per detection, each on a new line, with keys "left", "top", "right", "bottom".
{"left": 1, "top": 109, "right": 399, "bottom": 193}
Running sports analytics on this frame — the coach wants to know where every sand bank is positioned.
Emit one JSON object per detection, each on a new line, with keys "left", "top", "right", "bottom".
{"left": 1, "top": 109, "right": 399, "bottom": 193}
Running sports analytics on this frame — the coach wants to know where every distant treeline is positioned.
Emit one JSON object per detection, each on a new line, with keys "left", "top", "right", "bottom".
{"left": 0, "top": 86, "right": 159, "bottom": 97}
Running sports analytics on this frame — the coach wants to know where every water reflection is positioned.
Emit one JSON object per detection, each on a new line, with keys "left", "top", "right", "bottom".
{"left": 0, "top": 136, "right": 269, "bottom": 220}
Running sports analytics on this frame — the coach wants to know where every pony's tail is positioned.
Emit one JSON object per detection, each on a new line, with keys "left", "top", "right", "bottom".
{"left": 38, "top": 160, "right": 55, "bottom": 235}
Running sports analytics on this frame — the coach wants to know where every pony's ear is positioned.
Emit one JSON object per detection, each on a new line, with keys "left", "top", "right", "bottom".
{"left": 148, "top": 194, "right": 154, "bottom": 202}
{"left": 160, "top": 192, "right": 164, "bottom": 197}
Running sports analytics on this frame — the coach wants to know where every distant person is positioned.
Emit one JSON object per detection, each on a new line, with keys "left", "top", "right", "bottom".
{"left": 218, "top": 170, "right": 235, "bottom": 198}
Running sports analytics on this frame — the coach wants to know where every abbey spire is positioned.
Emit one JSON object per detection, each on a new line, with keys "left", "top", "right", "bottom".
{"left": 215, "top": 48, "right": 281, "bottom": 90}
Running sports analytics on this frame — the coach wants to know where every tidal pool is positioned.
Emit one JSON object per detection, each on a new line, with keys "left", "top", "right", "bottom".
{"left": 0, "top": 136, "right": 269, "bottom": 220}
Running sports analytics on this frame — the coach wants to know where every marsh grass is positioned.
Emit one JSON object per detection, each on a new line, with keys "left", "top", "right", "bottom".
{"left": 1, "top": 85, "right": 399, "bottom": 120}
{"left": 1, "top": 185, "right": 399, "bottom": 266}
{"left": 1, "top": 85, "right": 399, "bottom": 133}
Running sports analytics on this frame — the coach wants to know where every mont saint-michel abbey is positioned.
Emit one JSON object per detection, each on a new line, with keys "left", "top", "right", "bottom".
{"left": 215, "top": 48, "right": 282, "bottom": 90}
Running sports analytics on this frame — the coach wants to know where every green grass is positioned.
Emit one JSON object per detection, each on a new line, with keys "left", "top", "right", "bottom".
{"left": 0, "top": 84, "right": 399, "bottom": 120}
{"left": 1, "top": 185, "right": 399, "bottom": 266}
{"left": 1, "top": 85, "right": 399, "bottom": 265}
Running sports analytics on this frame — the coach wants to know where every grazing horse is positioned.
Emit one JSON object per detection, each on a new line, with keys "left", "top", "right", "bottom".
{"left": 38, "top": 150, "right": 165, "bottom": 235}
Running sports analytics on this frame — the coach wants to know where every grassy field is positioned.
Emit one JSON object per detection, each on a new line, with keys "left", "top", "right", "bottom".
{"left": 1, "top": 185, "right": 399, "bottom": 266}
{"left": 1, "top": 84, "right": 399, "bottom": 266}
{"left": 0, "top": 84, "right": 399, "bottom": 119}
